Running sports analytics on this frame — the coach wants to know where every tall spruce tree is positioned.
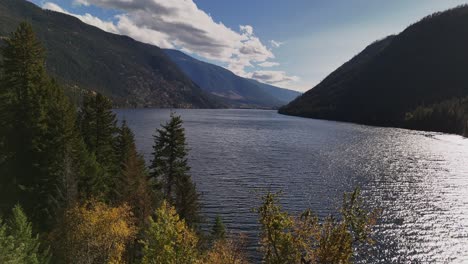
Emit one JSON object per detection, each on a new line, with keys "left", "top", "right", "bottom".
{"left": 78, "top": 91, "right": 118, "bottom": 170}
{"left": 0, "top": 22, "right": 49, "bottom": 217}
{"left": 115, "top": 121, "right": 155, "bottom": 225}
{"left": 175, "top": 174, "right": 201, "bottom": 226}
{"left": 0, "top": 205, "right": 50, "bottom": 264}
{"left": 115, "top": 121, "right": 135, "bottom": 172}
{"left": 38, "top": 79, "right": 86, "bottom": 226}
{"left": 77, "top": 91, "right": 118, "bottom": 200}
{"left": 0, "top": 23, "right": 86, "bottom": 230}
{"left": 150, "top": 113, "right": 200, "bottom": 226}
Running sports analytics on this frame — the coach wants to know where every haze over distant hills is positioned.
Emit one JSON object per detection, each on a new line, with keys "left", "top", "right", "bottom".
{"left": 280, "top": 5, "right": 468, "bottom": 135}
{"left": 164, "top": 49, "right": 301, "bottom": 109}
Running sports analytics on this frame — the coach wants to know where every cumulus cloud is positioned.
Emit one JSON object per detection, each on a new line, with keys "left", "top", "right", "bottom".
{"left": 248, "top": 70, "right": 300, "bottom": 86}
{"left": 43, "top": 2, "right": 118, "bottom": 33}
{"left": 43, "top": 0, "right": 298, "bottom": 87}
{"left": 69, "top": 0, "right": 274, "bottom": 73}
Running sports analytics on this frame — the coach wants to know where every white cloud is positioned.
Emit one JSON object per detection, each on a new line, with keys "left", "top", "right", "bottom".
{"left": 247, "top": 70, "right": 300, "bottom": 87}
{"left": 43, "top": 0, "right": 299, "bottom": 88}
{"left": 71, "top": 0, "right": 274, "bottom": 75}
{"left": 43, "top": 2, "right": 118, "bottom": 33}
{"left": 270, "top": 40, "right": 284, "bottom": 48}
{"left": 42, "top": 2, "right": 65, "bottom": 12}
{"left": 258, "top": 61, "right": 280, "bottom": 67}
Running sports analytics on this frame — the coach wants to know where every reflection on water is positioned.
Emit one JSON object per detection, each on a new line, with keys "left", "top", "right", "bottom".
{"left": 115, "top": 109, "right": 468, "bottom": 263}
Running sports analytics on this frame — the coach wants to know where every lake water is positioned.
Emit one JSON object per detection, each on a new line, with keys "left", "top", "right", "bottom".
{"left": 115, "top": 108, "right": 468, "bottom": 263}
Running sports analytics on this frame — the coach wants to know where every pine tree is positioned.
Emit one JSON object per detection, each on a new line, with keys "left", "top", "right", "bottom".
{"left": 211, "top": 215, "right": 226, "bottom": 241}
{"left": 78, "top": 91, "right": 118, "bottom": 170}
{"left": 0, "top": 205, "right": 50, "bottom": 264}
{"left": 115, "top": 121, "right": 155, "bottom": 225}
{"left": 38, "top": 80, "right": 85, "bottom": 227}
{"left": 0, "top": 22, "right": 50, "bottom": 219}
{"left": 175, "top": 174, "right": 201, "bottom": 226}
{"left": 150, "top": 113, "right": 200, "bottom": 226}
{"left": 115, "top": 120, "right": 135, "bottom": 172}
{"left": 77, "top": 91, "right": 118, "bottom": 200}
{"left": 0, "top": 22, "right": 87, "bottom": 230}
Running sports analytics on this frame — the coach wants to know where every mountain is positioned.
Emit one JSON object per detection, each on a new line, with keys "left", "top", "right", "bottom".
{"left": 248, "top": 79, "right": 301, "bottom": 104}
{"left": 280, "top": 5, "right": 468, "bottom": 134}
{"left": 0, "top": 0, "right": 223, "bottom": 108}
{"left": 164, "top": 49, "right": 301, "bottom": 109}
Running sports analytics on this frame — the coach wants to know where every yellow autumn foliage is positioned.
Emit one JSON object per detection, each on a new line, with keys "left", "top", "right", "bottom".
{"left": 61, "top": 200, "right": 137, "bottom": 264}
{"left": 203, "top": 235, "right": 250, "bottom": 264}
{"left": 257, "top": 189, "right": 378, "bottom": 264}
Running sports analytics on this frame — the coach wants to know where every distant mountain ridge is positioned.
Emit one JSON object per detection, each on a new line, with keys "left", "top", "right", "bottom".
{"left": 248, "top": 79, "right": 301, "bottom": 104}
{"left": 0, "top": 0, "right": 223, "bottom": 108}
{"left": 280, "top": 5, "right": 468, "bottom": 134}
{"left": 164, "top": 49, "right": 301, "bottom": 109}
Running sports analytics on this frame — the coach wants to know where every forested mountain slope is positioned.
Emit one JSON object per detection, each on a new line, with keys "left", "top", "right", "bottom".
{"left": 165, "top": 49, "right": 301, "bottom": 109}
{"left": 0, "top": 0, "right": 222, "bottom": 108}
{"left": 280, "top": 5, "right": 468, "bottom": 135}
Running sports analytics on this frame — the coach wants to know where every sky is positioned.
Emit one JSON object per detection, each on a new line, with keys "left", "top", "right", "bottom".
{"left": 28, "top": 0, "right": 468, "bottom": 92}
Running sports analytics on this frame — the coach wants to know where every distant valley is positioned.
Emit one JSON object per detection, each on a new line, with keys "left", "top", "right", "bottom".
{"left": 164, "top": 49, "right": 301, "bottom": 109}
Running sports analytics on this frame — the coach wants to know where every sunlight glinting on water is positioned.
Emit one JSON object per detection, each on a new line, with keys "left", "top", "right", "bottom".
{"left": 116, "top": 109, "right": 468, "bottom": 263}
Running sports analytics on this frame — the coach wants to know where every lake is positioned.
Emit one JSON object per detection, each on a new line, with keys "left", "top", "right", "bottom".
{"left": 115, "top": 108, "right": 468, "bottom": 263}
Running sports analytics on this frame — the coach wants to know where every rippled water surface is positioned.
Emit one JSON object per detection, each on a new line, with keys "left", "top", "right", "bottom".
{"left": 115, "top": 109, "right": 468, "bottom": 263}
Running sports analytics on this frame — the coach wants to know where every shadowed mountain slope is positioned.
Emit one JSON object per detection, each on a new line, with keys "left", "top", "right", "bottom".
{"left": 280, "top": 5, "right": 468, "bottom": 134}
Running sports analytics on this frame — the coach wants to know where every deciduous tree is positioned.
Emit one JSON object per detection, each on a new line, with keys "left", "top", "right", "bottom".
{"left": 257, "top": 189, "right": 377, "bottom": 264}
{"left": 58, "top": 200, "right": 136, "bottom": 264}
{"left": 203, "top": 235, "right": 249, "bottom": 264}
{"left": 140, "top": 201, "right": 199, "bottom": 264}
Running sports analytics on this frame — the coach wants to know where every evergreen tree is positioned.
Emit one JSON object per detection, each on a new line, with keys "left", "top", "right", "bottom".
{"left": 211, "top": 215, "right": 226, "bottom": 241}
{"left": 38, "top": 80, "right": 85, "bottom": 227}
{"left": 0, "top": 22, "right": 87, "bottom": 230}
{"left": 0, "top": 205, "right": 50, "bottom": 264}
{"left": 113, "top": 121, "right": 159, "bottom": 261}
{"left": 77, "top": 91, "right": 118, "bottom": 199}
{"left": 150, "top": 113, "right": 200, "bottom": 226}
{"left": 0, "top": 22, "right": 49, "bottom": 219}
{"left": 175, "top": 174, "right": 201, "bottom": 226}
{"left": 115, "top": 121, "right": 155, "bottom": 226}
{"left": 115, "top": 120, "right": 135, "bottom": 173}
{"left": 78, "top": 91, "right": 118, "bottom": 170}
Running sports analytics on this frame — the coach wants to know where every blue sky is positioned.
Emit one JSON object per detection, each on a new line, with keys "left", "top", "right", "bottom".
{"left": 29, "top": 0, "right": 468, "bottom": 91}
